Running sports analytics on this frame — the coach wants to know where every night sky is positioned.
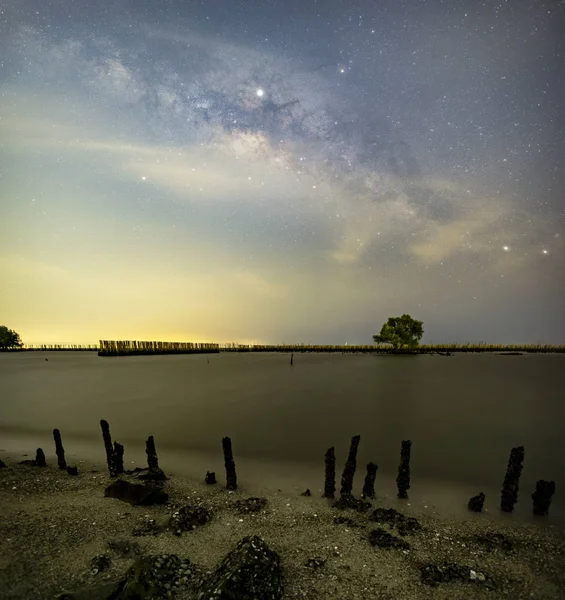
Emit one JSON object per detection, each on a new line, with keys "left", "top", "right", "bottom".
{"left": 1, "top": 0, "right": 563, "bottom": 345}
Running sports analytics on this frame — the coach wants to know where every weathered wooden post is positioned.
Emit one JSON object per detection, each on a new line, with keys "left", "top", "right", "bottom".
{"left": 35, "top": 448, "right": 46, "bottom": 467}
{"left": 53, "top": 429, "right": 67, "bottom": 470}
{"left": 113, "top": 442, "right": 124, "bottom": 474}
{"left": 500, "top": 446, "right": 524, "bottom": 512}
{"left": 532, "top": 480, "right": 555, "bottom": 516}
{"left": 323, "top": 447, "right": 336, "bottom": 499}
{"left": 222, "top": 437, "right": 237, "bottom": 490}
{"left": 396, "top": 440, "right": 411, "bottom": 499}
{"left": 146, "top": 436, "right": 159, "bottom": 471}
{"left": 362, "top": 462, "right": 378, "bottom": 499}
{"left": 468, "top": 492, "right": 485, "bottom": 512}
{"left": 290, "top": 353, "right": 294, "bottom": 366}
{"left": 340, "top": 435, "right": 361, "bottom": 498}
{"left": 100, "top": 419, "right": 116, "bottom": 477}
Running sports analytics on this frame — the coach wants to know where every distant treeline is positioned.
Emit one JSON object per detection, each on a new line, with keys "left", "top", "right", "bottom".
{"left": 1, "top": 344, "right": 99, "bottom": 352}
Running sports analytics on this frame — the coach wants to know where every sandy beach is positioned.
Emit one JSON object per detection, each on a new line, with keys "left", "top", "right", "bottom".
{"left": 1, "top": 455, "right": 564, "bottom": 600}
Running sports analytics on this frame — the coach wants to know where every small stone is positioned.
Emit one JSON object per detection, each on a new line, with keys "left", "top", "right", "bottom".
{"left": 468, "top": 492, "right": 485, "bottom": 512}
{"left": 368, "top": 528, "right": 410, "bottom": 550}
{"left": 233, "top": 497, "right": 268, "bottom": 513}
{"left": 305, "top": 556, "right": 326, "bottom": 569}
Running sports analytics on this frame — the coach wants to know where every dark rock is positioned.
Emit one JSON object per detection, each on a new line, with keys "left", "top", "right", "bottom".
{"left": 361, "top": 462, "right": 378, "bottom": 499}
{"left": 116, "top": 554, "right": 201, "bottom": 599}
{"left": 18, "top": 451, "right": 47, "bottom": 467}
{"left": 113, "top": 442, "right": 124, "bottom": 475}
{"left": 323, "top": 446, "right": 336, "bottom": 499}
{"left": 35, "top": 448, "right": 46, "bottom": 467}
{"left": 468, "top": 492, "right": 485, "bottom": 512}
{"left": 396, "top": 440, "right": 411, "bottom": 499}
{"left": 473, "top": 532, "right": 513, "bottom": 552}
{"left": 420, "top": 562, "right": 488, "bottom": 586}
{"left": 333, "top": 495, "right": 372, "bottom": 513}
{"left": 67, "top": 466, "right": 79, "bottom": 476}
{"left": 138, "top": 467, "right": 168, "bottom": 481}
{"left": 233, "top": 496, "right": 268, "bottom": 513}
{"left": 169, "top": 505, "right": 211, "bottom": 536}
{"left": 195, "top": 536, "right": 283, "bottom": 600}
{"left": 0, "top": 459, "right": 6, "bottom": 468}
{"left": 305, "top": 556, "right": 326, "bottom": 569}
{"left": 90, "top": 554, "right": 111, "bottom": 574}
{"left": 340, "top": 435, "right": 361, "bottom": 498}
{"left": 222, "top": 436, "right": 237, "bottom": 491}
{"left": 301, "top": 489, "right": 311, "bottom": 497}
{"left": 369, "top": 507, "right": 421, "bottom": 535}
{"left": 56, "top": 582, "right": 122, "bottom": 599}
{"left": 132, "top": 517, "right": 166, "bottom": 537}
{"left": 368, "top": 527, "right": 410, "bottom": 550}
{"left": 145, "top": 435, "right": 159, "bottom": 471}
{"left": 53, "top": 429, "right": 67, "bottom": 470}
{"left": 104, "top": 479, "right": 168, "bottom": 506}
{"left": 532, "top": 480, "right": 555, "bottom": 516}
{"left": 500, "top": 446, "right": 524, "bottom": 512}
{"left": 333, "top": 515, "right": 358, "bottom": 527}
{"left": 108, "top": 539, "right": 142, "bottom": 558}
{"left": 100, "top": 420, "right": 116, "bottom": 477}
{"left": 123, "top": 467, "right": 149, "bottom": 475}
{"left": 205, "top": 471, "right": 216, "bottom": 484}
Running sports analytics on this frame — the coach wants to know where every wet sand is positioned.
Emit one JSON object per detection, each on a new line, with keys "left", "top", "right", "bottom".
{"left": 1, "top": 457, "right": 564, "bottom": 600}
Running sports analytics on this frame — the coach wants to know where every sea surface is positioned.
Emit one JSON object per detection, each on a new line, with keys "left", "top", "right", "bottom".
{"left": 1, "top": 351, "right": 564, "bottom": 527}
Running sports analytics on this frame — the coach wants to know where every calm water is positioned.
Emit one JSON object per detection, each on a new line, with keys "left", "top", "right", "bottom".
{"left": 1, "top": 351, "right": 564, "bottom": 525}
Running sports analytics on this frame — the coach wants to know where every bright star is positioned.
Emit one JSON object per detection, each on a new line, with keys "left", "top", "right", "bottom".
{"left": 503, "top": 246, "right": 509, "bottom": 251}
{"left": 542, "top": 249, "right": 548, "bottom": 254}
{"left": 256, "top": 88, "right": 264, "bottom": 97}
{"left": 141, "top": 176, "right": 147, "bottom": 181}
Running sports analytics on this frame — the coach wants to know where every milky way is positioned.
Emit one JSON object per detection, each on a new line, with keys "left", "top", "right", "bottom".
{"left": 0, "top": 0, "right": 563, "bottom": 344}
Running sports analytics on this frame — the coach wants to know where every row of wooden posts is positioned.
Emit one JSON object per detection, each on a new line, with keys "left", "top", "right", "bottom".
{"left": 21, "top": 427, "right": 556, "bottom": 517}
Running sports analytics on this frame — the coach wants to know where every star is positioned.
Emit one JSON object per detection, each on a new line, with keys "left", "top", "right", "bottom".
{"left": 502, "top": 246, "right": 510, "bottom": 251}
{"left": 256, "top": 88, "right": 264, "bottom": 97}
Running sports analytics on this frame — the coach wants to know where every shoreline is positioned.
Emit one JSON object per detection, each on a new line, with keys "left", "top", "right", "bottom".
{"left": 1, "top": 457, "right": 564, "bottom": 599}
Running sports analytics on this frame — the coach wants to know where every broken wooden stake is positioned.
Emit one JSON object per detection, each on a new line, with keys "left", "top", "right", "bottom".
{"left": 53, "top": 429, "right": 67, "bottom": 470}
{"left": 340, "top": 435, "right": 361, "bottom": 498}
{"left": 323, "top": 447, "right": 336, "bottom": 499}
{"left": 396, "top": 440, "right": 412, "bottom": 499}
{"left": 222, "top": 437, "right": 237, "bottom": 490}
{"left": 100, "top": 419, "right": 116, "bottom": 477}
{"left": 500, "top": 446, "right": 524, "bottom": 512}
{"left": 362, "top": 462, "right": 378, "bottom": 499}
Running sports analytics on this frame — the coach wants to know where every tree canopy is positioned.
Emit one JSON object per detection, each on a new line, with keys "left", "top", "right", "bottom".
{"left": 0, "top": 326, "right": 23, "bottom": 349}
{"left": 373, "top": 314, "right": 424, "bottom": 351}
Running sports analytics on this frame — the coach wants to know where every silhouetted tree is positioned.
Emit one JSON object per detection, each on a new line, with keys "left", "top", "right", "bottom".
{"left": 373, "top": 314, "right": 423, "bottom": 351}
{"left": 0, "top": 326, "right": 23, "bottom": 349}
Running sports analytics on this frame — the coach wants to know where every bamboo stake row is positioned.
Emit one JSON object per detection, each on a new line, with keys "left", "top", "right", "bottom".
{"left": 98, "top": 340, "right": 221, "bottom": 356}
